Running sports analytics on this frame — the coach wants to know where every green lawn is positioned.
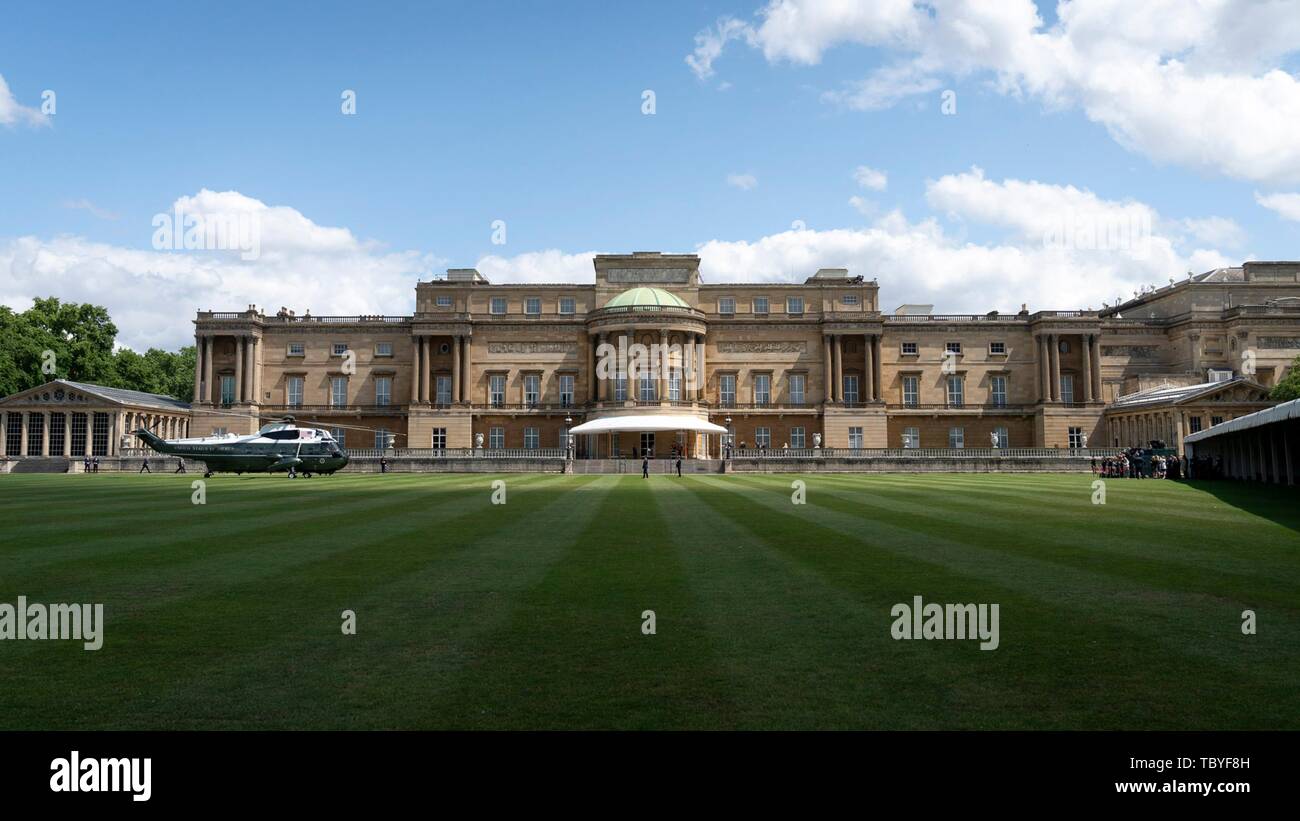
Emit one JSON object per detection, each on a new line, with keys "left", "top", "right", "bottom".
{"left": 1, "top": 471, "right": 1296, "bottom": 729}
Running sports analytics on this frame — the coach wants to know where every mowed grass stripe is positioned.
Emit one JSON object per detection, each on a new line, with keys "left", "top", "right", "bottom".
{"left": 0, "top": 474, "right": 602, "bottom": 729}
{"left": 430, "top": 475, "right": 739, "bottom": 729}
{"left": 688, "top": 475, "right": 1297, "bottom": 728}
{"left": 793, "top": 474, "right": 1300, "bottom": 596}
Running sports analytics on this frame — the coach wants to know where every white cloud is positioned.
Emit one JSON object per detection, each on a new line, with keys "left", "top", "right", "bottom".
{"left": 474, "top": 249, "right": 597, "bottom": 283}
{"left": 852, "top": 165, "right": 888, "bottom": 191}
{"left": 726, "top": 172, "right": 759, "bottom": 191}
{"left": 0, "top": 190, "right": 437, "bottom": 352}
{"left": 0, "top": 74, "right": 49, "bottom": 128}
{"left": 686, "top": 17, "right": 754, "bottom": 80}
{"left": 687, "top": 0, "right": 1300, "bottom": 183}
{"left": 1177, "top": 216, "right": 1246, "bottom": 248}
{"left": 694, "top": 169, "right": 1237, "bottom": 313}
{"left": 63, "top": 199, "right": 121, "bottom": 221}
{"left": 1255, "top": 191, "right": 1300, "bottom": 222}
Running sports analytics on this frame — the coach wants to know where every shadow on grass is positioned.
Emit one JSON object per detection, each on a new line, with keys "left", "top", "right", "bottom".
{"left": 1179, "top": 479, "right": 1300, "bottom": 534}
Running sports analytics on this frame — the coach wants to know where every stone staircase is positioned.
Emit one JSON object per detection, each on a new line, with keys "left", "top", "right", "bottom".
{"left": 5, "top": 457, "right": 72, "bottom": 474}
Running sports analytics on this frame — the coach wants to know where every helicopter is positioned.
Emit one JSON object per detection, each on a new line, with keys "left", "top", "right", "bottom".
{"left": 133, "top": 416, "right": 350, "bottom": 478}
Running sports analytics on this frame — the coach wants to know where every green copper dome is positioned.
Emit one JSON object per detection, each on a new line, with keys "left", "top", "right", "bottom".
{"left": 604, "top": 287, "right": 690, "bottom": 310}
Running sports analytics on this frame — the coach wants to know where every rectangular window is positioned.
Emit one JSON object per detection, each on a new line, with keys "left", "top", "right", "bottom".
{"left": 947, "top": 375, "right": 964, "bottom": 408}
{"left": 754, "top": 374, "right": 771, "bottom": 406}
{"left": 902, "top": 426, "right": 920, "bottom": 448}
{"left": 287, "top": 342, "right": 305, "bottom": 356}
{"left": 786, "top": 297, "right": 804, "bottom": 315}
{"left": 27, "top": 412, "right": 43, "bottom": 456}
{"left": 848, "top": 426, "right": 863, "bottom": 449}
{"left": 790, "top": 426, "right": 806, "bottom": 449}
{"left": 332, "top": 342, "right": 349, "bottom": 356}
{"left": 993, "top": 426, "right": 1009, "bottom": 449}
{"left": 842, "top": 293, "right": 859, "bottom": 305}
{"left": 718, "top": 297, "right": 736, "bottom": 315}
{"left": 1068, "top": 426, "right": 1083, "bottom": 449}
{"left": 949, "top": 427, "right": 965, "bottom": 449}
{"left": 375, "top": 342, "right": 393, "bottom": 357}
{"left": 490, "top": 374, "right": 506, "bottom": 407}
{"left": 490, "top": 297, "right": 507, "bottom": 315}
{"left": 639, "top": 373, "right": 656, "bottom": 402}
{"left": 435, "top": 375, "right": 452, "bottom": 405}
{"left": 902, "top": 375, "right": 919, "bottom": 407}
{"left": 559, "top": 297, "right": 576, "bottom": 315}
{"left": 615, "top": 375, "right": 628, "bottom": 402}
{"left": 92, "top": 413, "right": 109, "bottom": 456}
{"left": 901, "top": 341, "right": 918, "bottom": 356}
{"left": 49, "top": 412, "right": 65, "bottom": 456}
{"left": 331, "top": 376, "right": 348, "bottom": 407}
{"left": 6, "top": 413, "right": 22, "bottom": 454}
{"left": 330, "top": 427, "right": 346, "bottom": 447}
{"left": 375, "top": 376, "right": 391, "bottom": 407}
{"left": 524, "top": 427, "right": 539, "bottom": 449}
{"left": 488, "top": 427, "right": 504, "bottom": 448}
{"left": 842, "top": 374, "right": 859, "bottom": 404}
{"left": 989, "top": 341, "right": 1006, "bottom": 355}
{"left": 945, "top": 341, "right": 962, "bottom": 355}
{"left": 220, "top": 375, "right": 236, "bottom": 405}
{"left": 789, "top": 373, "right": 805, "bottom": 405}
{"left": 755, "top": 427, "right": 771, "bottom": 449}
{"left": 524, "top": 374, "right": 540, "bottom": 406}
{"left": 559, "top": 374, "right": 574, "bottom": 407}
{"left": 1210, "top": 416, "right": 1224, "bottom": 427}
{"left": 525, "top": 297, "right": 542, "bottom": 315}
{"left": 991, "top": 375, "right": 1007, "bottom": 408}
{"left": 752, "top": 297, "right": 769, "bottom": 315}
{"left": 287, "top": 376, "right": 304, "bottom": 407}
{"left": 436, "top": 295, "right": 453, "bottom": 308}
{"left": 431, "top": 428, "right": 446, "bottom": 450}
{"left": 1188, "top": 416, "right": 1202, "bottom": 433}
{"left": 374, "top": 428, "right": 391, "bottom": 449}
{"left": 720, "top": 374, "right": 736, "bottom": 407}
{"left": 640, "top": 432, "right": 655, "bottom": 456}
{"left": 1060, "top": 374, "right": 1074, "bottom": 404}
{"left": 668, "top": 368, "right": 682, "bottom": 401}
{"left": 69, "top": 413, "right": 87, "bottom": 454}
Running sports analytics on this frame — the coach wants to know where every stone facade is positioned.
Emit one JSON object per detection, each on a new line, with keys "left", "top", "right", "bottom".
{"left": 185, "top": 254, "right": 1300, "bottom": 455}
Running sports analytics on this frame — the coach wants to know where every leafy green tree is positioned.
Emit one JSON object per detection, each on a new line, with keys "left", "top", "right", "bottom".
{"left": 1270, "top": 355, "right": 1300, "bottom": 402}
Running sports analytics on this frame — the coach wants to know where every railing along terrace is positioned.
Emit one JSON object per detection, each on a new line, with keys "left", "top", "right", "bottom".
{"left": 347, "top": 448, "right": 568, "bottom": 459}
{"left": 728, "top": 447, "right": 1124, "bottom": 459}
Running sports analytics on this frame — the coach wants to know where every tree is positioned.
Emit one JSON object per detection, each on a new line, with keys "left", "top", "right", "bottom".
{"left": 1269, "top": 355, "right": 1300, "bottom": 402}
{"left": 0, "top": 298, "right": 193, "bottom": 401}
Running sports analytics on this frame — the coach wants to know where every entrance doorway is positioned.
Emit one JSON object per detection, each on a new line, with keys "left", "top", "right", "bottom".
{"left": 640, "top": 432, "right": 655, "bottom": 457}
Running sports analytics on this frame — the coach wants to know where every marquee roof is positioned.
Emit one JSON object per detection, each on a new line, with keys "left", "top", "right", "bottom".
{"left": 569, "top": 414, "right": 727, "bottom": 435}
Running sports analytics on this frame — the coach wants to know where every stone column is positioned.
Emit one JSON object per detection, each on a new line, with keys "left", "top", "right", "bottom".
{"left": 597, "top": 333, "right": 608, "bottom": 401}
{"left": 1081, "top": 334, "right": 1093, "bottom": 402}
{"left": 421, "top": 337, "right": 432, "bottom": 403}
{"left": 834, "top": 334, "right": 844, "bottom": 403}
{"left": 863, "top": 334, "right": 874, "bottom": 404}
{"left": 235, "top": 337, "right": 245, "bottom": 404}
{"left": 873, "top": 332, "right": 883, "bottom": 400}
{"left": 192, "top": 335, "right": 203, "bottom": 404}
{"left": 697, "top": 333, "right": 707, "bottom": 402}
{"left": 20, "top": 412, "right": 28, "bottom": 455}
{"left": 1090, "top": 335, "right": 1102, "bottom": 402}
{"left": 40, "top": 411, "right": 50, "bottom": 456}
{"left": 202, "top": 337, "right": 214, "bottom": 405}
{"left": 1037, "top": 336, "right": 1048, "bottom": 402}
{"left": 250, "top": 337, "right": 260, "bottom": 404}
{"left": 1049, "top": 334, "right": 1061, "bottom": 402}
{"left": 410, "top": 338, "right": 421, "bottom": 403}
{"left": 586, "top": 333, "right": 596, "bottom": 402}
{"left": 452, "top": 334, "right": 461, "bottom": 405}
{"left": 659, "top": 329, "right": 669, "bottom": 401}
{"left": 823, "top": 335, "right": 834, "bottom": 403}
{"left": 461, "top": 335, "right": 472, "bottom": 404}
{"left": 63, "top": 411, "right": 72, "bottom": 456}
{"left": 0, "top": 411, "right": 6, "bottom": 457}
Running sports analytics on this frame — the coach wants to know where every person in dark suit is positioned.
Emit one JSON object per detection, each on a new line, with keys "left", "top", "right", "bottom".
{"left": 676, "top": 457, "right": 682, "bottom": 477}
{"left": 642, "top": 456, "right": 649, "bottom": 478}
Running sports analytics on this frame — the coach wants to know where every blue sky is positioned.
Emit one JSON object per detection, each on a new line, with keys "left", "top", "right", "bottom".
{"left": 2, "top": 0, "right": 1298, "bottom": 349}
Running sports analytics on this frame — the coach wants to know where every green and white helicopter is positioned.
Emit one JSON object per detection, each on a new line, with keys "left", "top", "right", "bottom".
{"left": 134, "top": 417, "right": 350, "bottom": 478}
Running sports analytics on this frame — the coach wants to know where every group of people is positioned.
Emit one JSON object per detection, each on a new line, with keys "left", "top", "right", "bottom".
{"left": 1094, "top": 450, "right": 1182, "bottom": 480}
{"left": 82, "top": 455, "right": 100, "bottom": 473}
{"left": 641, "top": 455, "right": 683, "bottom": 477}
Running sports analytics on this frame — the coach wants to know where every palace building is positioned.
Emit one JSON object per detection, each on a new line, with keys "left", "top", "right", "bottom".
{"left": 182, "top": 253, "right": 1299, "bottom": 457}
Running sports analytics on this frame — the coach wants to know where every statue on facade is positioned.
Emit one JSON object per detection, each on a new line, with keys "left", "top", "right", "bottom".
{"left": 990, "top": 431, "right": 1000, "bottom": 449}
{"left": 474, "top": 432, "right": 484, "bottom": 450}
{"left": 812, "top": 432, "right": 822, "bottom": 449}
{"left": 1079, "top": 433, "right": 1088, "bottom": 450}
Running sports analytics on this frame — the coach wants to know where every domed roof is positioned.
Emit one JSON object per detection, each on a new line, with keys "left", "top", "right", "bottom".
{"left": 604, "top": 287, "right": 690, "bottom": 310}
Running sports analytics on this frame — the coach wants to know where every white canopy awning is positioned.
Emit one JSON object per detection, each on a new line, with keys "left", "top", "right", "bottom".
{"left": 569, "top": 414, "right": 728, "bottom": 435}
